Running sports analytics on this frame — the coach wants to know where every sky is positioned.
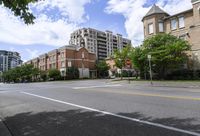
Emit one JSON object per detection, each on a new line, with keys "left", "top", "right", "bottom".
{"left": 0, "top": 0, "right": 192, "bottom": 61}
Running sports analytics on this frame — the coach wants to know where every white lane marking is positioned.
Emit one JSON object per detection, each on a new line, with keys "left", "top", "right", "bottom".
{"left": 0, "top": 89, "right": 35, "bottom": 94}
{"left": 21, "top": 91, "right": 200, "bottom": 136}
{"left": 0, "top": 91, "right": 20, "bottom": 93}
{"left": 72, "top": 84, "right": 122, "bottom": 89}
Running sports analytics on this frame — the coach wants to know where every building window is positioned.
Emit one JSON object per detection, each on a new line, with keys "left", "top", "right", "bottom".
{"left": 61, "top": 52, "right": 64, "bottom": 58}
{"left": 61, "top": 61, "right": 65, "bottom": 68}
{"left": 52, "top": 63, "right": 56, "bottom": 69}
{"left": 171, "top": 19, "right": 177, "bottom": 30}
{"left": 68, "top": 61, "right": 72, "bottom": 67}
{"left": 158, "top": 22, "right": 164, "bottom": 32}
{"left": 148, "top": 23, "right": 154, "bottom": 34}
{"left": 178, "top": 16, "right": 185, "bottom": 28}
{"left": 82, "top": 52, "right": 85, "bottom": 59}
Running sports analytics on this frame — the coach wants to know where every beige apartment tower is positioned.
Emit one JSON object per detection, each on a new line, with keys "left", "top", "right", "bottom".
{"left": 142, "top": 0, "right": 200, "bottom": 69}
{"left": 69, "top": 28, "right": 131, "bottom": 60}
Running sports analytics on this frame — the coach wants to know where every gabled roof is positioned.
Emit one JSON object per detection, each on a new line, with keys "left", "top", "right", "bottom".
{"left": 164, "top": 9, "right": 193, "bottom": 19}
{"left": 191, "top": 0, "right": 200, "bottom": 3}
{"left": 142, "top": 4, "right": 169, "bottom": 21}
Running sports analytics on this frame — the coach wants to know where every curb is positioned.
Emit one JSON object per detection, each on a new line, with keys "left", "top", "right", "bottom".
{"left": 152, "top": 85, "right": 200, "bottom": 89}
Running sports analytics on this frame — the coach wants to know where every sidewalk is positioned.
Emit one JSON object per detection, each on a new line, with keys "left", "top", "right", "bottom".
{"left": 111, "top": 79, "right": 200, "bottom": 88}
{"left": 0, "top": 119, "right": 12, "bottom": 136}
{"left": 150, "top": 81, "right": 200, "bottom": 88}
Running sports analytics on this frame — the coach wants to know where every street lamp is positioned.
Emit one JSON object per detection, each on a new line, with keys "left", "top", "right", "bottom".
{"left": 126, "top": 59, "right": 131, "bottom": 84}
{"left": 118, "top": 58, "right": 123, "bottom": 80}
{"left": 68, "top": 60, "right": 73, "bottom": 79}
{"left": 148, "top": 55, "right": 153, "bottom": 85}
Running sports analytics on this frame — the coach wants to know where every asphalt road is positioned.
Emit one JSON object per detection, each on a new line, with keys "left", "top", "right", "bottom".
{"left": 0, "top": 80, "right": 200, "bottom": 136}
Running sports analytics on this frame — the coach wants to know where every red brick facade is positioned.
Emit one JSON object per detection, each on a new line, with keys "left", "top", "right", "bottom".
{"left": 26, "top": 45, "right": 97, "bottom": 78}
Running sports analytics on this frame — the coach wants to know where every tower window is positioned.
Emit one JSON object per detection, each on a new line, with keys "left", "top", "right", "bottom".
{"left": 158, "top": 22, "right": 164, "bottom": 32}
{"left": 148, "top": 23, "right": 154, "bottom": 34}
{"left": 178, "top": 16, "right": 185, "bottom": 28}
{"left": 171, "top": 19, "right": 177, "bottom": 30}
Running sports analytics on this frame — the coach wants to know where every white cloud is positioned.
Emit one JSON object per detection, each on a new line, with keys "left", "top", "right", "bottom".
{"left": 25, "top": 49, "right": 41, "bottom": 59}
{"left": 0, "top": 0, "right": 93, "bottom": 47}
{"left": 32, "top": 0, "right": 92, "bottom": 23}
{"left": 105, "top": 0, "right": 192, "bottom": 46}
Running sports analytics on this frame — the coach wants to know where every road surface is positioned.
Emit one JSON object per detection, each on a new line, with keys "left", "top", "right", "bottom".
{"left": 0, "top": 80, "right": 200, "bottom": 136}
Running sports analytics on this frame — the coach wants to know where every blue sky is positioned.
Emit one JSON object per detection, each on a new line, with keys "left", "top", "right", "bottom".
{"left": 0, "top": 0, "right": 191, "bottom": 61}
{"left": 84, "top": 0, "right": 127, "bottom": 35}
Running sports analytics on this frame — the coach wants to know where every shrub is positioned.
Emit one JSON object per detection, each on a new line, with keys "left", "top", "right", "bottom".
{"left": 48, "top": 69, "right": 61, "bottom": 80}
{"left": 66, "top": 67, "right": 79, "bottom": 79}
{"left": 165, "top": 69, "right": 200, "bottom": 80}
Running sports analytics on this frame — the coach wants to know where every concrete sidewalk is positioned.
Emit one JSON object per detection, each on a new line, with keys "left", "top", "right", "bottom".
{"left": 0, "top": 119, "right": 12, "bottom": 136}
{"left": 151, "top": 82, "right": 200, "bottom": 89}
{"left": 111, "top": 79, "right": 200, "bottom": 88}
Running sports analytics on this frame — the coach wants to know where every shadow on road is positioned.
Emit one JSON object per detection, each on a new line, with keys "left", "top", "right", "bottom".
{"left": 119, "top": 112, "right": 200, "bottom": 134}
{"left": 3, "top": 110, "right": 200, "bottom": 136}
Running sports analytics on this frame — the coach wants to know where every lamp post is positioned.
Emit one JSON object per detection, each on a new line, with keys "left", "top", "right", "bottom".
{"left": 68, "top": 60, "right": 72, "bottom": 79}
{"left": 126, "top": 59, "right": 131, "bottom": 84}
{"left": 118, "top": 58, "right": 122, "bottom": 80}
{"left": 148, "top": 55, "right": 153, "bottom": 85}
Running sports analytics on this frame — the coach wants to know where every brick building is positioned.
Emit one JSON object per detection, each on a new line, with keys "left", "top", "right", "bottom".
{"left": 26, "top": 45, "right": 96, "bottom": 78}
{"left": 106, "top": 57, "right": 135, "bottom": 77}
{"left": 142, "top": 0, "right": 200, "bottom": 69}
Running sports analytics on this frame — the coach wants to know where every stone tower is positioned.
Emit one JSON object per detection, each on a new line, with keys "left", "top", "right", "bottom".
{"left": 192, "top": 0, "right": 200, "bottom": 25}
{"left": 142, "top": 5, "right": 169, "bottom": 39}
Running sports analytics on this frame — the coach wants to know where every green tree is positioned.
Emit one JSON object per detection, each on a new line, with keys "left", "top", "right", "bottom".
{"left": 48, "top": 69, "right": 61, "bottom": 80}
{"left": 20, "top": 64, "right": 35, "bottom": 81}
{"left": 2, "top": 66, "right": 21, "bottom": 82}
{"left": 2, "top": 70, "right": 11, "bottom": 82}
{"left": 113, "top": 45, "right": 132, "bottom": 79}
{"left": 0, "top": 0, "right": 38, "bottom": 24}
{"left": 2, "top": 64, "right": 41, "bottom": 83}
{"left": 96, "top": 60, "right": 110, "bottom": 78}
{"left": 131, "top": 34, "right": 190, "bottom": 79}
{"left": 40, "top": 70, "right": 47, "bottom": 81}
{"left": 32, "top": 67, "right": 40, "bottom": 81}
{"left": 130, "top": 47, "right": 149, "bottom": 79}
